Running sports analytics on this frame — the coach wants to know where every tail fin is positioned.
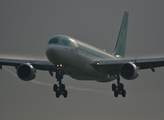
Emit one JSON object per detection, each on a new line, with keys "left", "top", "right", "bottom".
{"left": 112, "top": 11, "right": 129, "bottom": 58}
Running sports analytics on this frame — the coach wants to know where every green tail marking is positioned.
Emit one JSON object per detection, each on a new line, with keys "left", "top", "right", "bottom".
{"left": 112, "top": 11, "right": 129, "bottom": 58}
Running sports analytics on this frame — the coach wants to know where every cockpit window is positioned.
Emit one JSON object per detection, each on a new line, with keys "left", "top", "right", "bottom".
{"left": 59, "top": 38, "right": 70, "bottom": 46}
{"left": 48, "top": 35, "right": 79, "bottom": 48}
{"left": 49, "top": 36, "right": 69, "bottom": 46}
{"left": 49, "top": 37, "right": 59, "bottom": 44}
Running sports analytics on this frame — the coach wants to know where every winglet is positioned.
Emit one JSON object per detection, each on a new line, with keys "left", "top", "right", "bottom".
{"left": 112, "top": 11, "right": 129, "bottom": 58}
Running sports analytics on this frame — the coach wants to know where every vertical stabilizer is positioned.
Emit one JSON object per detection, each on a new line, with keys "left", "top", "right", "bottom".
{"left": 112, "top": 11, "right": 129, "bottom": 58}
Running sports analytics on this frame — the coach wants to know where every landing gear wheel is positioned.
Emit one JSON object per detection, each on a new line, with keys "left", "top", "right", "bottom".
{"left": 53, "top": 66, "right": 68, "bottom": 98}
{"left": 63, "top": 90, "right": 68, "bottom": 98}
{"left": 56, "top": 91, "right": 60, "bottom": 98}
{"left": 120, "top": 83, "right": 124, "bottom": 91}
{"left": 122, "top": 89, "right": 126, "bottom": 97}
{"left": 112, "top": 83, "right": 117, "bottom": 91}
{"left": 53, "top": 84, "right": 58, "bottom": 92}
{"left": 60, "top": 84, "right": 65, "bottom": 91}
{"left": 114, "top": 90, "right": 118, "bottom": 97}
{"left": 112, "top": 73, "right": 127, "bottom": 97}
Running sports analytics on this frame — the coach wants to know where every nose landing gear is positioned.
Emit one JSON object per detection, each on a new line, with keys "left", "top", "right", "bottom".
{"left": 53, "top": 64, "right": 68, "bottom": 98}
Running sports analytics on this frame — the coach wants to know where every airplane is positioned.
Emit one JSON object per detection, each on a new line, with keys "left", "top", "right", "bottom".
{"left": 1, "top": 11, "right": 164, "bottom": 98}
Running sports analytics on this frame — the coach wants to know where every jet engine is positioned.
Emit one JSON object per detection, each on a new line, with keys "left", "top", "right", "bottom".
{"left": 120, "top": 62, "right": 139, "bottom": 80}
{"left": 17, "top": 63, "right": 36, "bottom": 81}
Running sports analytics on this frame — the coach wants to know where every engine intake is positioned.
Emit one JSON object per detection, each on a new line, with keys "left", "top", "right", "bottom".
{"left": 17, "top": 63, "right": 36, "bottom": 81}
{"left": 120, "top": 62, "right": 139, "bottom": 80}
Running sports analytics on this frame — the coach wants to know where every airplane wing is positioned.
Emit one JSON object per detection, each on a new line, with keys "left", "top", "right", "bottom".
{"left": 90, "top": 57, "right": 164, "bottom": 73}
{"left": 1, "top": 57, "right": 164, "bottom": 76}
{"left": 0, "top": 58, "right": 56, "bottom": 72}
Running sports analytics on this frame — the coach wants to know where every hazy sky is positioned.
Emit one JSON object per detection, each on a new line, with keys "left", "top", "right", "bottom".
{"left": 1, "top": 0, "right": 164, "bottom": 120}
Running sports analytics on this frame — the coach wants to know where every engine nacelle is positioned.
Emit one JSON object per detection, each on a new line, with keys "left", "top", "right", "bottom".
{"left": 120, "top": 62, "right": 139, "bottom": 80}
{"left": 17, "top": 63, "right": 36, "bottom": 81}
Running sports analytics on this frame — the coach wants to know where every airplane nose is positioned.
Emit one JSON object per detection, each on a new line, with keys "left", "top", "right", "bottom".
{"left": 46, "top": 45, "right": 58, "bottom": 63}
{"left": 46, "top": 45, "right": 55, "bottom": 56}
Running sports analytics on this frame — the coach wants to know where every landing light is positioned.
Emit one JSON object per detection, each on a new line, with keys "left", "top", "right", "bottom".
{"left": 57, "top": 64, "right": 63, "bottom": 67}
{"left": 97, "top": 62, "right": 100, "bottom": 65}
{"left": 115, "top": 55, "right": 121, "bottom": 58}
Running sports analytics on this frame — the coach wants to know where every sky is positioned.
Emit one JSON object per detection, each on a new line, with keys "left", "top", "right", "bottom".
{"left": 0, "top": 0, "right": 164, "bottom": 120}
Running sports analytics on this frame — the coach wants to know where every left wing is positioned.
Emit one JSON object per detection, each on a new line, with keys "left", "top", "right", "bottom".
{"left": 0, "top": 58, "right": 57, "bottom": 72}
{"left": 90, "top": 57, "right": 164, "bottom": 73}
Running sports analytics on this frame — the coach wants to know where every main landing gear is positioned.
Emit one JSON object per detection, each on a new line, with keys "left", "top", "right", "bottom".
{"left": 112, "top": 74, "right": 126, "bottom": 97}
{"left": 53, "top": 64, "right": 68, "bottom": 98}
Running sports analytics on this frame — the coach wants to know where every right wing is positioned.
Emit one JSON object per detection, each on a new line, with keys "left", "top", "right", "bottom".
{"left": 90, "top": 57, "right": 164, "bottom": 74}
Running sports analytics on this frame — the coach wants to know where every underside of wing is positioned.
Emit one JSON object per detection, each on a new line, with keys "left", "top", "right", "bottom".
{"left": 136, "top": 58, "right": 164, "bottom": 72}
{"left": 0, "top": 58, "right": 58, "bottom": 81}
{"left": 90, "top": 57, "right": 164, "bottom": 75}
{"left": 90, "top": 59, "right": 131, "bottom": 74}
{"left": 0, "top": 58, "right": 56, "bottom": 71}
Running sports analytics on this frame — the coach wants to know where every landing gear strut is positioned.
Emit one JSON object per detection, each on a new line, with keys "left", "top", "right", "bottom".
{"left": 53, "top": 64, "right": 68, "bottom": 98}
{"left": 112, "top": 74, "right": 126, "bottom": 97}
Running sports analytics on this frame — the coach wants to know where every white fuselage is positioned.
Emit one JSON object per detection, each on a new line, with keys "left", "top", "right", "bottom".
{"left": 46, "top": 44, "right": 116, "bottom": 82}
